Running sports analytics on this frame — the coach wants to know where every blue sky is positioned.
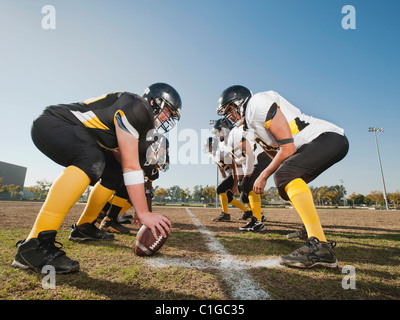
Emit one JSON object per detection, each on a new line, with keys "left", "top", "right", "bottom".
{"left": 1, "top": 0, "right": 399, "bottom": 196}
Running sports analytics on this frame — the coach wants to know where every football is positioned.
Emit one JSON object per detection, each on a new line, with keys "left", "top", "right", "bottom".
{"left": 134, "top": 225, "right": 168, "bottom": 256}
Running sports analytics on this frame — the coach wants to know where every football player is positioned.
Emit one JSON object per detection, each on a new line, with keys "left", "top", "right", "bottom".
{"left": 205, "top": 120, "right": 253, "bottom": 222}
{"left": 12, "top": 83, "right": 181, "bottom": 274}
{"left": 98, "top": 137, "right": 170, "bottom": 233}
{"left": 223, "top": 115, "right": 271, "bottom": 232}
{"left": 217, "top": 85, "right": 349, "bottom": 268}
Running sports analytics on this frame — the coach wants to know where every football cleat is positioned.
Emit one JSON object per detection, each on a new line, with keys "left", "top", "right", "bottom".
{"left": 12, "top": 230, "right": 79, "bottom": 274}
{"left": 237, "top": 210, "right": 253, "bottom": 220}
{"left": 117, "top": 212, "right": 133, "bottom": 224}
{"left": 239, "top": 217, "right": 265, "bottom": 232}
{"left": 212, "top": 212, "right": 231, "bottom": 222}
{"left": 286, "top": 225, "right": 307, "bottom": 240}
{"left": 279, "top": 237, "right": 338, "bottom": 268}
{"left": 100, "top": 217, "right": 131, "bottom": 234}
{"left": 69, "top": 222, "right": 114, "bottom": 241}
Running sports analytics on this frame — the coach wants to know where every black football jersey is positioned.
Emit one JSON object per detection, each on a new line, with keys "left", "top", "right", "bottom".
{"left": 43, "top": 92, "right": 154, "bottom": 150}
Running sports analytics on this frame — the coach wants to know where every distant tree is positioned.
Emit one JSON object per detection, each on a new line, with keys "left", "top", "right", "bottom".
{"left": 25, "top": 179, "right": 52, "bottom": 200}
{"left": 348, "top": 192, "right": 365, "bottom": 206}
{"left": 262, "top": 186, "right": 280, "bottom": 203}
{"left": 155, "top": 188, "right": 168, "bottom": 202}
{"left": 0, "top": 184, "right": 22, "bottom": 199}
{"left": 167, "top": 185, "right": 182, "bottom": 202}
{"left": 367, "top": 190, "right": 385, "bottom": 207}
{"left": 388, "top": 192, "right": 400, "bottom": 208}
{"left": 192, "top": 185, "right": 204, "bottom": 202}
{"left": 179, "top": 188, "right": 192, "bottom": 202}
{"left": 202, "top": 185, "right": 216, "bottom": 203}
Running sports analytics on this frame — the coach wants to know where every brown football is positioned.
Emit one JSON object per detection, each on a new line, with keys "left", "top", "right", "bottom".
{"left": 134, "top": 225, "right": 168, "bottom": 256}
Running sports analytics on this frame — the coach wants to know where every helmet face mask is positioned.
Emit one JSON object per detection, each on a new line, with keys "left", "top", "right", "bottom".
{"left": 224, "top": 104, "right": 242, "bottom": 125}
{"left": 153, "top": 99, "right": 179, "bottom": 133}
{"left": 212, "top": 117, "right": 234, "bottom": 142}
{"left": 217, "top": 85, "right": 252, "bottom": 125}
{"left": 143, "top": 83, "right": 182, "bottom": 133}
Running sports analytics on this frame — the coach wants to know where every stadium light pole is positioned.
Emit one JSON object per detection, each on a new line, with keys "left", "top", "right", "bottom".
{"left": 368, "top": 127, "right": 389, "bottom": 210}
{"left": 209, "top": 120, "right": 218, "bottom": 208}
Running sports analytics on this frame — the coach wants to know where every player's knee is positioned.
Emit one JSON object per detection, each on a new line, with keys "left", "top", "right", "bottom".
{"left": 216, "top": 184, "right": 225, "bottom": 195}
{"left": 240, "top": 192, "right": 249, "bottom": 204}
{"left": 226, "top": 191, "right": 233, "bottom": 202}
{"left": 274, "top": 172, "right": 290, "bottom": 201}
{"left": 80, "top": 159, "right": 106, "bottom": 185}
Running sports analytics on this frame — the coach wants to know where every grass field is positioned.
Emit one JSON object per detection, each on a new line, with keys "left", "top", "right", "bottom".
{"left": 1, "top": 201, "right": 399, "bottom": 301}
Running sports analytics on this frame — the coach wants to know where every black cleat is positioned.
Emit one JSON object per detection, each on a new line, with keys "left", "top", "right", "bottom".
{"left": 239, "top": 216, "right": 265, "bottom": 232}
{"left": 279, "top": 237, "right": 338, "bottom": 268}
{"left": 96, "top": 210, "right": 106, "bottom": 224}
{"left": 261, "top": 213, "right": 267, "bottom": 222}
{"left": 12, "top": 230, "right": 79, "bottom": 274}
{"left": 212, "top": 212, "right": 231, "bottom": 222}
{"left": 100, "top": 217, "right": 131, "bottom": 234}
{"left": 69, "top": 222, "right": 115, "bottom": 241}
{"left": 237, "top": 210, "right": 253, "bottom": 220}
{"left": 117, "top": 213, "right": 133, "bottom": 224}
{"left": 286, "top": 225, "right": 308, "bottom": 240}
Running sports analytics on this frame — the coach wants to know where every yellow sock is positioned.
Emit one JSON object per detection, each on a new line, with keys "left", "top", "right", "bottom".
{"left": 246, "top": 203, "right": 252, "bottom": 211}
{"left": 111, "top": 195, "right": 128, "bottom": 208}
{"left": 248, "top": 191, "right": 262, "bottom": 221}
{"left": 285, "top": 178, "right": 327, "bottom": 242}
{"left": 118, "top": 201, "right": 132, "bottom": 216}
{"left": 230, "top": 199, "right": 250, "bottom": 212}
{"left": 219, "top": 193, "right": 229, "bottom": 213}
{"left": 27, "top": 166, "right": 90, "bottom": 240}
{"left": 112, "top": 195, "right": 132, "bottom": 215}
{"left": 107, "top": 194, "right": 115, "bottom": 206}
{"left": 76, "top": 182, "right": 115, "bottom": 226}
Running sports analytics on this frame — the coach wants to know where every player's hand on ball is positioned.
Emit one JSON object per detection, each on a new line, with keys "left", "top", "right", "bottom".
{"left": 133, "top": 212, "right": 140, "bottom": 225}
{"left": 139, "top": 211, "right": 171, "bottom": 239}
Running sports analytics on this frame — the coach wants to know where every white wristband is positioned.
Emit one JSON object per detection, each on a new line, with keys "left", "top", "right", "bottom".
{"left": 123, "top": 170, "right": 144, "bottom": 186}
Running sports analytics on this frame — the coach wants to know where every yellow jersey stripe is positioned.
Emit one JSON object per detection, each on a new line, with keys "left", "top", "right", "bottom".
{"left": 264, "top": 103, "right": 279, "bottom": 130}
{"left": 288, "top": 119, "right": 300, "bottom": 135}
{"left": 70, "top": 110, "right": 109, "bottom": 130}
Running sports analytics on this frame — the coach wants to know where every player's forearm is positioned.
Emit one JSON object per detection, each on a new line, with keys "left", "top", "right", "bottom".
{"left": 126, "top": 183, "right": 149, "bottom": 217}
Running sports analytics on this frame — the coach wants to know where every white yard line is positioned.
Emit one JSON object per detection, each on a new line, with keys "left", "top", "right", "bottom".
{"left": 150, "top": 255, "right": 282, "bottom": 271}
{"left": 147, "top": 208, "right": 282, "bottom": 300}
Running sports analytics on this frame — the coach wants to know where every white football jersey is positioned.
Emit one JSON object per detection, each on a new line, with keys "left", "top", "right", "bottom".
{"left": 227, "top": 125, "right": 263, "bottom": 166}
{"left": 210, "top": 142, "right": 233, "bottom": 174}
{"left": 245, "top": 91, "right": 344, "bottom": 151}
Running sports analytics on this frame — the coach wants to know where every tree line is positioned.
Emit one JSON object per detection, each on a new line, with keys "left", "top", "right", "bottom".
{"left": 154, "top": 184, "right": 400, "bottom": 209}
{"left": 1, "top": 178, "right": 399, "bottom": 209}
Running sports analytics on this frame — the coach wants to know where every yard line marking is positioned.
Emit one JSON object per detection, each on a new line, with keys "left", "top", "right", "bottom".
{"left": 145, "top": 208, "right": 281, "bottom": 299}
{"left": 184, "top": 207, "right": 272, "bottom": 300}
{"left": 149, "top": 255, "right": 283, "bottom": 270}
{"left": 150, "top": 256, "right": 282, "bottom": 270}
